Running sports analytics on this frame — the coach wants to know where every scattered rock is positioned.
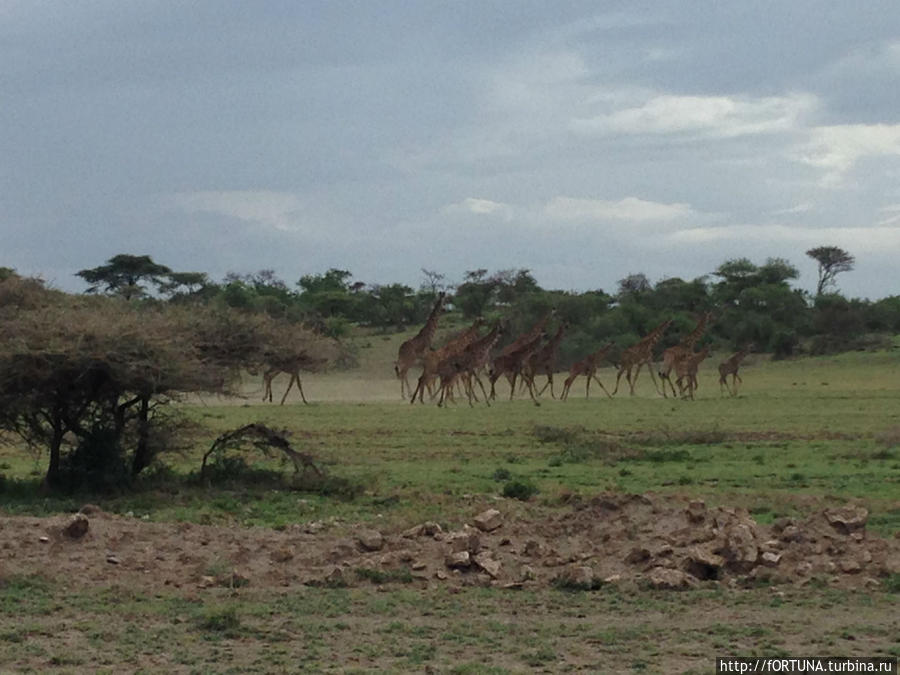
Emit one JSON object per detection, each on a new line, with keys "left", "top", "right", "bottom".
{"left": 473, "top": 553, "right": 502, "bottom": 579}
{"left": 38, "top": 536, "right": 49, "bottom": 543}
{"left": 825, "top": 506, "right": 868, "bottom": 535}
{"left": 761, "top": 552, "right": 782, "bottom": 567}
{"left": 523, "top": 540, "right": 544, "bottom": 557}
{"left": 684, "top": 545, "right": 725, "bottom": 580}
{"left": 62, "top": 514, "right": 90, "bottom": 539}
{"left": 473, "top": 509, "right": 503, "bottom": 532}
{"left": 721, "top": 523, "right": 759, "bottom": 572}
{"left": 78, "top": 504, "right": 103, "bottom": 516}
{"left": 685, "top": 500, "right": 707, "bottom": 523}
{"left": 106, "top": 554, "right": 121, "bottom": 565}
{"left": 445, "top": 551, "right": 471, "bottom": 569}
{"left": 646, "top": 567, "right": 696, "bottom": 590}
{"left": 356, "top": 529, "right": 384, "bottom": 552}
{"left": 446, "top": 529, "right": 480, "bottom": 555}
{"left": 328, "top": 539, "right": 357, "bottom": 562}
{"left": 198, "top": 575, "right": 216, "bottom": 588}
{"left": 771, "top": 517, "right": 794, "bottom": 533}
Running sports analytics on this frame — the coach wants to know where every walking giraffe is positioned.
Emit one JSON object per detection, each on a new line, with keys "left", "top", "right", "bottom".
{"left": 674, "top": 345, "right": 711, "bottom": 400}
{"left": 394, "top": 292, "right": 445, "bottom": 399}
{"left": 560, "top": 342, "right": 615, "bottom": 400}
{"left": 522, "top": 322, "right": 568, "bottom": 399}
{"left": 436, "top": 320, "right": 504, "bottom": 407}
{"left": 409, "top": 318, "right": 484, "bottom": 404}
{"left": 659, "top": 312, "right": 712, "bottom": 398}
{"left": 612, "top": 319, "right": 672, "bottom": 396}
{"left": 718, "top": 347, "right": 750, "bottom": 396}
{"left": 488, "top": 331, "right": 546, "bottom": 405}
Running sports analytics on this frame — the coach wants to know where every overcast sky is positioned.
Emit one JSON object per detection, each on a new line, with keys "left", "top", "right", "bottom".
{"left": 3, "top": 1, "right": 900, "bottom": 298}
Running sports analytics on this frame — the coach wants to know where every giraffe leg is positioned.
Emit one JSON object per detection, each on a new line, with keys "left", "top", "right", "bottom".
{"left": 645, "top": 363, "right": 664, "bottom": 396}
{"left": 509, "top": 372, "right": 518, "bottom": 401}
{"left": 524, "top": 375, "right": 541, "bottom": 407}
{"left": 628, "top": 363, "right": 643, "bottom": 395}
{"left": 295, "top": 374, "right": 309, "bottom": 404}
{"left": 279, "top": 373, "right": 296, "bottom": 405}
{"left": 561, "top": 374, "right": 576, "bottom": 400}
{"left": 612, "top": 367, "right": 627, "bottom": 396}
{"left": 592, "top": 373, "right": 613, "bottom": 398}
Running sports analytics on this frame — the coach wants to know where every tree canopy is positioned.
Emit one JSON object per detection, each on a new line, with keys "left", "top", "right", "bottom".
{"left": 806, "top": 246, "right": 855, "bottom": 295}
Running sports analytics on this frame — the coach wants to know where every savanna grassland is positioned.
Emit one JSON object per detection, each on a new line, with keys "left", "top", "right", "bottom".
{"left": 1, "top": 331, "right": 899, "bottom": 674}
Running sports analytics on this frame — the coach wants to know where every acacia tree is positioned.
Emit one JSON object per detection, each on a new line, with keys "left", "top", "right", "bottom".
{"left": 77, "top": 253, "right": 209, "bottom": 301}
{"left": 0, "top": 275, "right": 338, "bottom": 491}
{"left": 806, "top": 246, "right": 855, "bottom": 295}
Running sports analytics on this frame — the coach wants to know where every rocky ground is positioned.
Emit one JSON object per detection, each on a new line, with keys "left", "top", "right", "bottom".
{"left": 2, "top": 494, "right": 898, "bottom": 594}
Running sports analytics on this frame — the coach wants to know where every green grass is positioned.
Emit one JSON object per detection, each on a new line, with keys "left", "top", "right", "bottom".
{"left": 2, "top": 347, "right": 899, "bottom": 535}
{"left": 1, "top": 345, "right": 899, "bottom": 670}
{"left": 0, "top": 576, "right": 895, "bottom": 673}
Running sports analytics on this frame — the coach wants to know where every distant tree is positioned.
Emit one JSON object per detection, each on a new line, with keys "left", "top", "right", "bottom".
{"left": 420, "top": 268, "right": 447, "bottom": 295}
{"left": 617, "top": 273, "right": 652, "bottom": 299}
{"left": 77, "top": 254, "right": 174, "bottom": 300}
{"left": 298, "top": 269, "right": 352, "bottom": 294}
{"left": 806, "top": 246, "right": 855, "bottom": 295}
{"left": 454, "top": 269, "right": 496, "bottom": 318}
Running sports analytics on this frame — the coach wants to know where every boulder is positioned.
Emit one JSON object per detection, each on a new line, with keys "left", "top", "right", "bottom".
{"left": 473, "top": 553, "right": 502, "bottom": 579}
{"left": 685, "top": 500, "right": 707, "bottom": 524}
{"left": 473, "top": 509, "right": 503, "bottom": 532}
{"left": 62, "top": 514, "right": 90, "bottom": 539}
{"left": 356, "top": 529, "right": 384, "bottom": 552}
{"left": 446, "top": 529, "right": 480, "bottom": 555}
{"left": 445, "top": 551, "right": 471, "bottom": 569}
{"left": 646, "top": 567, "right": 696, "bottom": 590}
{"left": 684, "top": 545, "right": 725, "bottom": 580}
{"left": 824, "top": 506, "right": 868, "bottom": 535}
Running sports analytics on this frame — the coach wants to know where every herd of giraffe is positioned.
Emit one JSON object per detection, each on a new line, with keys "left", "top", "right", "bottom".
{"left": 394, "top": 296, "right": 751, "bottom": 406}
{"left": 255, "top": 293, "right": 750, "bottom": 405}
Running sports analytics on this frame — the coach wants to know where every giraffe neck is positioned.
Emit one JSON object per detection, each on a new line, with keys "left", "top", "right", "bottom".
{"left": 680, "top": 314, "right": 709, "bottom": 348}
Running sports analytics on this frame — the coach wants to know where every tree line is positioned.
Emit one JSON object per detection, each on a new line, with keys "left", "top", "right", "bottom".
{"left": 71, "top": 249, "right": 899, "bottom": 365}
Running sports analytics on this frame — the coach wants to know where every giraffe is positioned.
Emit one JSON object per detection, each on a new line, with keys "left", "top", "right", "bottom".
{"left": 409, "top": 317, "right": 484, "bottom": 404}
{"left": 674, "top": 345, "right": 711, "bottom": 400}
{"left": 436, "top": 321, "right": 504, "bottom": 407}
{"left": 560, "top": 342, "right": 615, "bottom": 400}
{"left": 659, "top": 312, "right": 712, "bottom": 398}
{"left": 262, "top": 353, "right": 328, "bottom": 405}
{"left": 497, "top": 310, "right": 554, "bottom": 359}
{"left": 394, "top": 292, "right": 446, "bottom": 399}
{"left": 522, "top": 322, "right": 568, "bottom": 399}
{"left": 488, "top": 331, "right": 545, "bottom": 405}
{"left": 612, "top": 319, "right": 672, "bottom": 396}
{"left": 718, "top": 347, "right": 750, "bottom": 396}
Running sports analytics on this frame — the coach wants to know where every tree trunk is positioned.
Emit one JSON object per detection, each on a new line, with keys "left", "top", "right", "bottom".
{"left": 43, "top": 420, "right": 64, "bottom": 490}
{"left": 131, "top": 396, "right": 151, "bottom": 476}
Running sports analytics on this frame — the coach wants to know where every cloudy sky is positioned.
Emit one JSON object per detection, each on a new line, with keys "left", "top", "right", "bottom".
{"left": 3, "top": 1, "right": 900, "bottom": 298}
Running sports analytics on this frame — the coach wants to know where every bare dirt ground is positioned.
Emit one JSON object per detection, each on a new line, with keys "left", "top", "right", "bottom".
{"left": 4, "top": 494, "right": 898, "bottom": 594}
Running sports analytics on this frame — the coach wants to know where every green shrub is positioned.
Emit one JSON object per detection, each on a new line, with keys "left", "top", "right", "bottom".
{"left": 502, "top": 479, "right": 539, "bottom": 501}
